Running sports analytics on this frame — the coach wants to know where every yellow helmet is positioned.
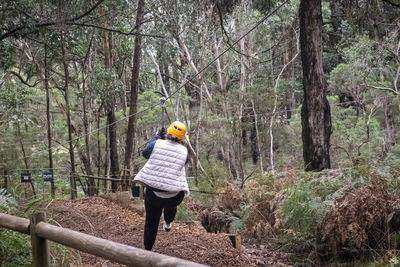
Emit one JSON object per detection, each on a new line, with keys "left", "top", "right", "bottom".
{"left": 167, "top": 121, "right": 187, "bottom": 140}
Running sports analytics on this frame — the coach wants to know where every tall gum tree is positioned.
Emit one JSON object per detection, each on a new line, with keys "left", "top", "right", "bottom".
{"left": 299, "top": 0, "right": 332, "bottom": 171}
{"left": 101, "top": 7, "right": 120, "bottom": 192}
{"left": 123, "top": 0, "right": 144, "bottom": 191}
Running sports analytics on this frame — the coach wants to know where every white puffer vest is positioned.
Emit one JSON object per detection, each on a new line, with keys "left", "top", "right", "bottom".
{"left": 134, "top": 139, "right": 189, "bottom": 195}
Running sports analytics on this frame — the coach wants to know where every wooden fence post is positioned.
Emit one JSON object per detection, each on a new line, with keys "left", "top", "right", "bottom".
{"left": 228, "top": 234, "right": 242, "bottom": 251}
{"left": 30, "top": 212, "right": 49, "bottom": 267}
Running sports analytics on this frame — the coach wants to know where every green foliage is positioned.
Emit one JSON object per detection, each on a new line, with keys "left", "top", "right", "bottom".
{"left": 228, "top": 203, "right": 250, "bottom": 234}
{"left": 196, "top": 159, "right": 230, "bottom": 193}
{"left": 381, "top": 144, "right": 400, "bottom": 176}
{"left": 328, "top": 34, "right": 379, "bottom": 96}
{"left": 0, "top": 229, "right": 32, "bottom": 267}
{"left": 0, "top": 82, "right": 34, "bottom": 118}
{"left": 23, "top": 197, "right": 45, "bottom": 213}
{"left": 280, "top": 168, "right": 370, "bottom": 249}
{"left": 330, "top": 101, "right": 383, "bottom": 166}
{"left": 136, "top": 90, "right": 166, "bottom": 128}
{"left": 341, "top": 34, "right": 375, "bottom": 67}
{"left": 175, "top": 203, "right": 196, "bottom": 221}
{"left": 0, "top": 40, "right": 17, "bottom": 70}
{"left": 87, "top": 64, "right": 125, "bottom": 107}
{"left": 278, "top": 166, "right": 400, "bottom": 259}
{"left": 282, "top": 178, "right": 330, "bottom": 249}
{"left": 0, "top": 188, "right": 17, "bottom": 212}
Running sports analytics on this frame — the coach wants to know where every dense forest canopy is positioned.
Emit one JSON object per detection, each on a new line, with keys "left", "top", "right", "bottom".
{"left": 1, "top": 0, "right": 400, "bottom": 265}
{"left": 0, "top": 0, "right": 399, "bottom": 194}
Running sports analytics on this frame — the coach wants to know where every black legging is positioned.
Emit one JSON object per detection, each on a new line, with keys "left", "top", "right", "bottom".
{"left": 144, "top": 187, "right": 184, "bottom": 250}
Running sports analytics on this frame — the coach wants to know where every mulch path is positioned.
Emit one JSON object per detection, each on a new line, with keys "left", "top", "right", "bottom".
{"left": 48, "top": 196, "right": 257, "bottom": 267}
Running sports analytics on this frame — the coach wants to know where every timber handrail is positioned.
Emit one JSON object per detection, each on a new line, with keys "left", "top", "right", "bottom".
{"left": 0, "top": 213, "right": 29, "bottom": 234}
{"left": 0, "top": 212, "right": 208, "bottom": 267}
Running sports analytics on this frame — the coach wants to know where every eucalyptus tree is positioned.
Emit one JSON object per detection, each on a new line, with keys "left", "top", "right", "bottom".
{"left": 0, "top": 0, "right": 112, "bottom": 198}
{"left": 326, "top": 0, "right": 400, "bottom": 160}
{"left": 123, "top": 0, "right": 145, "bottom": 191}
{"left": 0, "top": 82, "right": 37, "bottom": 196}
{"left": 298, "top": 0, "right": 332, "bottom": 171}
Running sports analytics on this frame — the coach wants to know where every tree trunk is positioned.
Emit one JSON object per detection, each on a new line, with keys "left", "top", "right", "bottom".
{"left": 104, "top": 117, "right": 110, "bottom": 193}
{"left": 283, "top": 26, "right": 297, "bottom": 122}
{"left": 102, "top": 8, "right": 120, "bottom": 192}
{"left": 124, "top": 0, "right": 144, "bottom": 191}
{"left": 213, "top": 33, "right": 236, "bottom": 177}
{"left": 271, "top": 28, "right": 299, "bottom": 173}
{"left": 107, "top": 111, "right": 119, "bottom": 192}
{"left": 96, "top": 106, "right": 103, "bottom": 193}
{"left": 251, "top": 100, "right": 264, "bottom": 172}
{"left": 44, "top": 44, "right": 55, "bottom": 197}
{"left": 81, "top": 67, "right": 95, "bottom": 195}
{"left": 299, "top": 0, "right": 332, "bottom": 171}
{"left": 237, "top": 37, "right": 246, "bottom": 182}
{"left": 61, "top": 38, "right": 77, "bottom": 199}
{"left": 17, "top": 123, "right": 36, "bottom": 196}
{"left": 383, "top": 95, "right": 396, "bottom": 153}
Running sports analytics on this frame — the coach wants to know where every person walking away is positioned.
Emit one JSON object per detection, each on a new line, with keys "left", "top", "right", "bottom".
{"left": 133, "top": 121, "right": 189, "bottom": 251}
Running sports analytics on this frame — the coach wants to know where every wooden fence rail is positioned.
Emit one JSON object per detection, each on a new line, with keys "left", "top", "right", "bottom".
{"left": 0, "top": 212, "right": 208, "bottom": 267}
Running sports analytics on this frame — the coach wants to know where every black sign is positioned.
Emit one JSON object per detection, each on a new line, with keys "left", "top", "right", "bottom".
{"left": 43, "top": 172, "right": 53, "bottom": 182}
{"left": 21, "top": 173, "right": 31, "bottom": 183}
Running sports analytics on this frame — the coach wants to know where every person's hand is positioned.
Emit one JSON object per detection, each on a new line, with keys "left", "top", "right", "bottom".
{"left": 157, "top": 126, "right": 166, "bottom": 139}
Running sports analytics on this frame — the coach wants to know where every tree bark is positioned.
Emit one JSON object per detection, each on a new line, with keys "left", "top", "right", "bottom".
{"left": 81, "top": 67, "right": 95, "bottom": 195}
{"left": 251, "top": 100, "right": 264, "bottom": 172}
{"left": 107, "top": 111, "right": 119, "bottom": 192}
{"left": 104, "top": 115, "right": 110, "bottom": 192}
{"left": 44, "top": 44, "right": 55, "bottom": 197}
{"left": 17, "top": 123, "right": 36, "bottom": 196}
{"left": 102, "top": 8, "right": 120, "bottom": 192}
{"left": 383, "top": 95, "right": 396, "bottom": 153}
{"left": 283, "top": 26, "right": 297, "bottom": 122}
{"left": 237, "top": 37, "right": 246, "bottom": 182}
{"left": 61, "top": 37, "right": 77, "bottom": 199}
{"left": 97, "top": 106, "right": 103, "bottom": 192}
{"left": 81, "top": 36, "right": 96, "bottom": 195}
{"left": 299, "top": 0, "right": 332, "bottom": 171}
{"left": 124, "top": 0, "right": 144, "bottom": 191}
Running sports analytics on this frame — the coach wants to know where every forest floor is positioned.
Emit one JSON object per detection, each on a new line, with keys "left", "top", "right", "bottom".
{"left": 46, "top": 193, "right": 293, "bottom": 267}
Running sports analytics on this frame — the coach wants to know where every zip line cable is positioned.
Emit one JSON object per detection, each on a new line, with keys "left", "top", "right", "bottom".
{"left": 0, "top": 102, "right": 160, "bottom": 167}
{"left": 0, "top": 92, "right": 395, "bottom": 157}
{"left": 165, "top": 0, "right": 290, "bottom": 102}
{"left": 0, "top": 0, "right": 290, "bottom": 167}
{"left": 222, "top": 95, "right": 397, "bottom": 130}
{"left": 0, "top": 1, "right": 291, "bottom": 155}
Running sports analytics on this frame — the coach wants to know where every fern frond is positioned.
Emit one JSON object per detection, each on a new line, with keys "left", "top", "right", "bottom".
{"left": 0, "top": 188, "right": 18, "bottom": 212}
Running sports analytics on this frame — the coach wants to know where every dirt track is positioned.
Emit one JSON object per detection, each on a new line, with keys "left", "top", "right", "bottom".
{"left": 48, "top": 196, "right": 257, "bottom": 267}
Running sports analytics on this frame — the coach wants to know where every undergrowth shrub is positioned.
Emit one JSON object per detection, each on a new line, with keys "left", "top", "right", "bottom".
{"left": 198, "top": 166, "right": 400, "bottom": 265}
{"left": 0, "top": 188, "right": 17, "bottom": 212}
{"left": 278, "top": 170, "right": 352, "bottom": 254}
{"left": 200, "top": 183, "right": 243, "bottom": 233}
{"left": 0, "top": 229, "right": 32, "bottom": 266}
{"left": 175, "top": 202, "right": 197, "bottom": 221}
{"left": 242, "top": 173, "right": 287, "bottom": 239}
{"left": 314, "top": 172, "right": 400, "bottom": 263}
{"left": 228, "top": 204, "right": 250, "bottom": 234}
{"left": 382, "top": 144, "right": 400, "bottom": 177}
{"left": 0, "top": 190, "right": 31, "bottom": 266}
{"left": 240, "top": 167, "right": 400, "bottom": 265}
